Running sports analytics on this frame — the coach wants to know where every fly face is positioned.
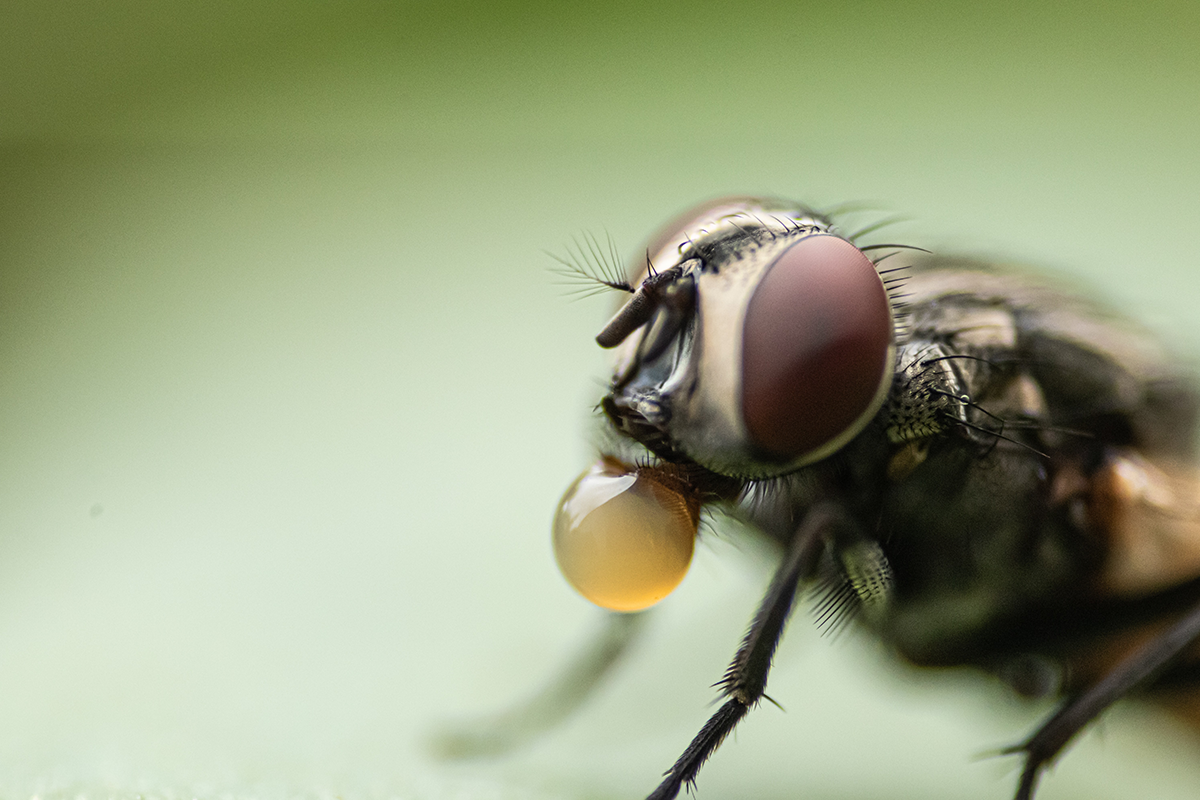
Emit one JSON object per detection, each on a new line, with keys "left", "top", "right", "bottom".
{"left": 600, "top": 199, "right": 896, "bottom": 477}
{"left": 546, "top": 197, "right": 1200, "bottom": 800}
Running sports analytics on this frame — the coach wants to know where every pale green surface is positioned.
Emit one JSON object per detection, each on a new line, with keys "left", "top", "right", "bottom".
{"left": 3, "top": 2, "right": 1200, "bottom": 799}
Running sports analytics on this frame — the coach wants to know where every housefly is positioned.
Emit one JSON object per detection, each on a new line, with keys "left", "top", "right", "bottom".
{"left": 442, "top": 197, "right": 1200, "bottom": 799}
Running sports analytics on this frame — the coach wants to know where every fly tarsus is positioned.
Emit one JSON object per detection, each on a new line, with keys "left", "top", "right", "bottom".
{"left": 647, "top": 700, "right": 748, "bottom": 800}
{"left": 645, "top": 503, "right": 840, "bottom": 799}
{"left": 1007, "top": 593, "right": 1200, "bottom": 799}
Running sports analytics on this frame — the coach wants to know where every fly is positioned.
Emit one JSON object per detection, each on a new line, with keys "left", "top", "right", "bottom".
{"left": 442, "top": 197, "right": 1200, "bottom": 799}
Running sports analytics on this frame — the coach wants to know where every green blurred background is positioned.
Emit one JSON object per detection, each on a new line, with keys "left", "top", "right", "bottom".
{"left": 3, "top": 1, "right": 1200, "bottom": 798}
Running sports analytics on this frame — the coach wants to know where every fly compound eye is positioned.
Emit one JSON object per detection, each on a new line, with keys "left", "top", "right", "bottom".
{"left": 741, "top": 235, "right": 894, "bottom": 462}
{"left": 552, "top": 458, "right": 700, "bottom": 612}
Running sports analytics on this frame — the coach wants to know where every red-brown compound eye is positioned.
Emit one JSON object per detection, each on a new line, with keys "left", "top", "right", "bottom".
{"left": 741, "top": 235, "right": 893, "bottom": 462}
{"left": 552, "top": 458, "right": 700, "bottom": 612}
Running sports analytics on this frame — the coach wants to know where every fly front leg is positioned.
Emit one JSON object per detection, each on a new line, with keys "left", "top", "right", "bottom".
{"left": 1009, "top": 595, "right": 1200, "bottom": 800}
{"left": 646, "top": 503, "right": 843, "bottom": 800}
{"left": 432, "top": 610, "right": 648, "bottom": 758}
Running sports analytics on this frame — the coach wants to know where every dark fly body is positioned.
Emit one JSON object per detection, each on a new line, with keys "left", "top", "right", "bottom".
{"left": 467, "top": 197, "right": 1200, "bottom": 799}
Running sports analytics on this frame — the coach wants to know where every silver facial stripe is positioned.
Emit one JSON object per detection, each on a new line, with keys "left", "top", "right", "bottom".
{"left": 673, "top": 235, "right": 810, "bottom": 473}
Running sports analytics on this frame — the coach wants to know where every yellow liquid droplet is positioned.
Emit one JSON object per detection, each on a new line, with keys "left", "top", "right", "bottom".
{"left": 553, "top": 460, "right": 697, "bottom": 612}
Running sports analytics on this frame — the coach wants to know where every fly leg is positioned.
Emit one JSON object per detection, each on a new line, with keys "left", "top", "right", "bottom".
{"left": 646, "top": 503, "right": 840, "bottom": 800}
{"left": 432, "top": 610, "right": 648, "bottom": 758}
{"left": 1010, "top": 595, "right": 1200, "bottom": 800}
